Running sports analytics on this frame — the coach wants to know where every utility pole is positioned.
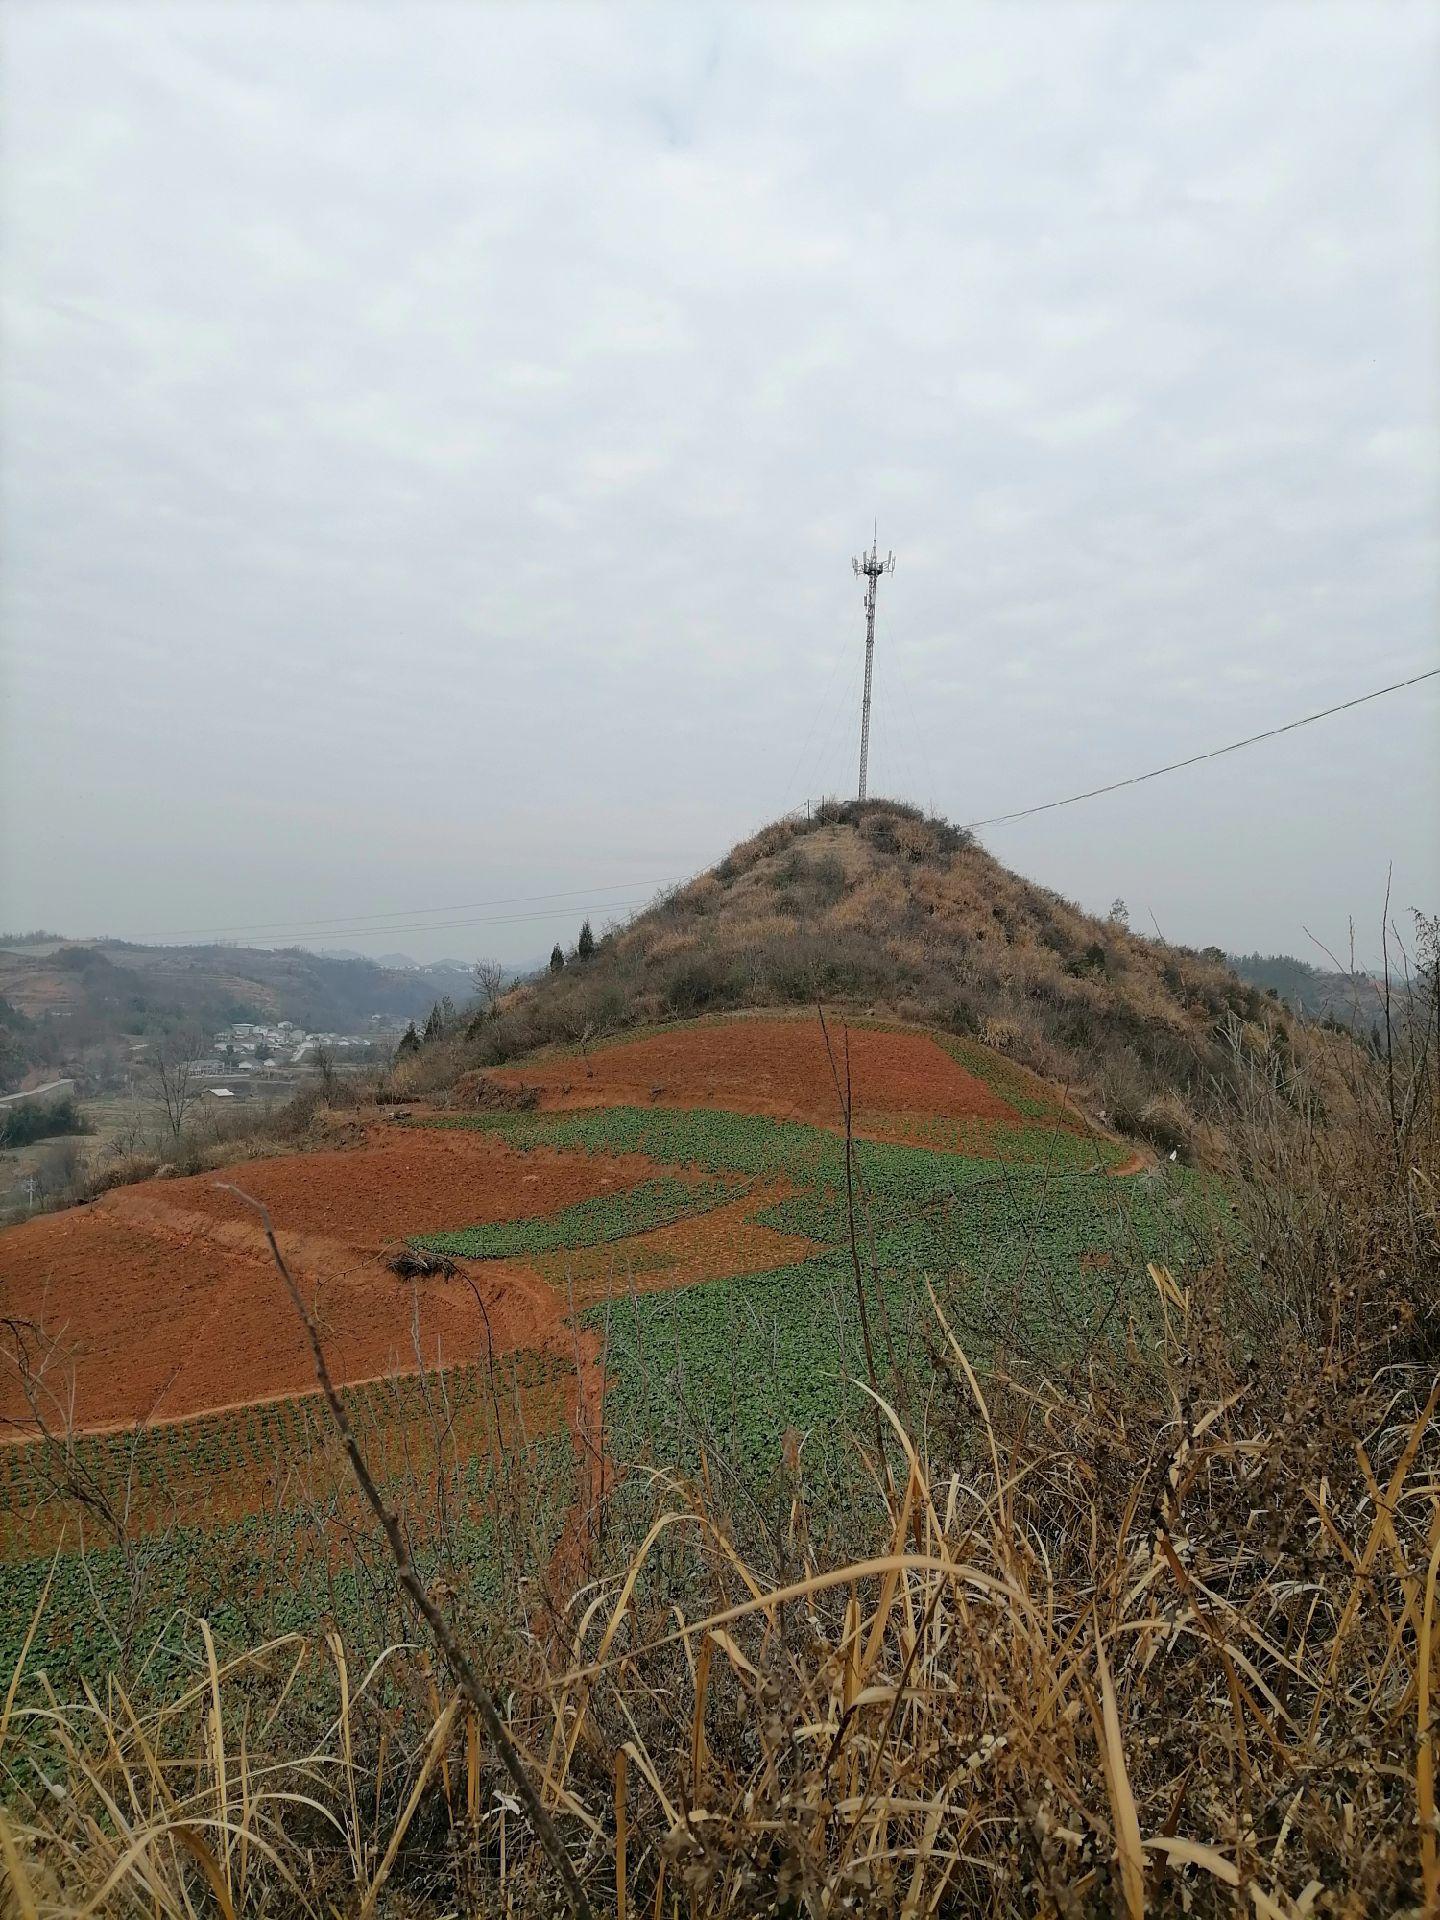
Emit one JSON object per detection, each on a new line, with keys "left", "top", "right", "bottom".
{"left": 851, "top": 526, "right": 895, "bottom": 802}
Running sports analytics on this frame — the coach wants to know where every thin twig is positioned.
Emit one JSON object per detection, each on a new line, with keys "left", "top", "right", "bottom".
{"left": 215, "top": 1182, "right": 594, "bottom": 1920}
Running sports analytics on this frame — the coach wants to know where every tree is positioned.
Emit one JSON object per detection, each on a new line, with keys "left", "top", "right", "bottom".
{"left": 395, "top": 1021, "right": 421, "bottom": 1059}
{"left": 472, "top": 959, "right": 507, "bottom": 1020}
{"left": 422, "top": 1002, "right": 445, "bottom": 1045}
{"left": 549, "top": 944, "right": 565, "bottom": 974}
{"left": 577, "top": 919, "right": 595, "bottom": 961}
{"left": 1108, "top": 898, "right": 1130, "bottom": 929}
{"left": 312, "top": 1041, "right": 339, "bottom": 1101}
{"left": 147, "top": 1029, "right": 206, "bottom": 1140}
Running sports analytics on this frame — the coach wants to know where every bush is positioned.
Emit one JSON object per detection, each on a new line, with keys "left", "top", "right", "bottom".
{"left": 0, "top": 1091, "right": 88, "bottom": 1148}
{"left": 663, "top": 953, "right": 740, "bottom": 1016}
{"left": 29, "top": 1136, "right": 86, "bottom": 1204}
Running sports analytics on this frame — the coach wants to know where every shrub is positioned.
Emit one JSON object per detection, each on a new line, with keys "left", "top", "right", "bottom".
{"left": 29, "top": 1136, "right": 86, "bottom": 1204}
{"left": 0, "top": 1091, "right": 88, "bottom": 1148}
{"left": 386, "top": 1247, "right": 458, "bottom": 1279}
{"left": 663, "top": 953, "right": 740, "bottom": 1015}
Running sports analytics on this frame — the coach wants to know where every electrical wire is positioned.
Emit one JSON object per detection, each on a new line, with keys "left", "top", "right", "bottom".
{"left": 155, "top": 878, "right": 669, "bottom": 941}
{"left": 960, "top": 666, "right": 1440, "bottom": 831}
{"left": 169, "top": 897, "right": 660, "bottom": 947}
{"left": 134, "top": 663, "right": 1438, "bottom": 947}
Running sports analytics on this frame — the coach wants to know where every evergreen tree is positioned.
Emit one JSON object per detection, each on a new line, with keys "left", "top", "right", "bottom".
{"left": 396, "top": 1021, "right": 421, "bottom": 1059}
{"left": 422, "top": 1002, "right": 444, "bottom": 1044}
{"left": 578, "top": 919, "right": 595, "bottom": 960}
{"left": 549, "top": 944, "right": 565, "bottom": 974}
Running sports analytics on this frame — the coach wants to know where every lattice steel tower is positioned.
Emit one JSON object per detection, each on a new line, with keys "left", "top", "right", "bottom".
{"left": 851, "top": 528, "right": 895, "bottom": 802}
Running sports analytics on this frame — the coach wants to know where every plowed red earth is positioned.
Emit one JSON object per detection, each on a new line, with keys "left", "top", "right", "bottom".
{"left": 0, "top": 1021, "right": 1068, "bottom": 1444}
{"left": 532, "top": 1184, "right": 823, "bottom": 1307}
{"left": 0, "top": 1128, "right": 662, "bottom": 1433}
{"left": 490, "top": 1018, "right": 1022, "bottom": 1137}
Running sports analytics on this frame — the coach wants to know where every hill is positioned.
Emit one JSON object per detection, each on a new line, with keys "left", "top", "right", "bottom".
{"left": 1226, "top": 947, "right": 1385, "bottom": 1021}
{"left": 0, "top": 938, "right": 473, "bottom": 1090}
{"left": 2, "top": 803, "right": 1434, "bottom": 1914}
{"left": 419, "top": 798, "right": 1285, "bottom": 1161}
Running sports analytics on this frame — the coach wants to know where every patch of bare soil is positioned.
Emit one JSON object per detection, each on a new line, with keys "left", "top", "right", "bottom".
{"left": 491, "top": 1018, "right": 1022, "bottom": 1135}
{"left": 0, "top": 1128, "right": 666, "bottom": 1433}
{"left": 531, "top": 1182, "right": 824, "bottom": 1307}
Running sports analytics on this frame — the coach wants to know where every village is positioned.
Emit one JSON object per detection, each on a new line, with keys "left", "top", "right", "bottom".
{"left": 202, "top": 1013, "right": 397, "bottom": 1078}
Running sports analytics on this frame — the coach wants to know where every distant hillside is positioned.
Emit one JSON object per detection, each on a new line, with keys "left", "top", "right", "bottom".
{"left": 415, "top": 799, "right": 1292, "bottom": 1160}
{"left": 0, "top": 939, "right": 472, "bottom": 1090}
{"left": 1226, "top": 950, "right": 1383, "bottom": 1022}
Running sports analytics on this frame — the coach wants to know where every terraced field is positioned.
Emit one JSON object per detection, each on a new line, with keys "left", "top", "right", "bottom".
{"left": 0, "top": 1014, "right": 1220, "bottom": 1683}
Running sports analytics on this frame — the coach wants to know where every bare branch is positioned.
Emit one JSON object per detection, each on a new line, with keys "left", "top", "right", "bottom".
{"left": 214, "top": 1182, "right": 594, "bottom": 1919}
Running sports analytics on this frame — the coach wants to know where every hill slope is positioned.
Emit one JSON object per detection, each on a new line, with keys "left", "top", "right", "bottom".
{"left": 0, "top": 939, "right": 473, "bottom": 1088}
{"left": 440, "top": 799, "right": 1284, "bottom": 1159}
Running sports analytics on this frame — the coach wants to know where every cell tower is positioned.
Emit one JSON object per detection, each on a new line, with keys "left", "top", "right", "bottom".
{"left": 851, "top": 526, "right": 895, "bottom": 802}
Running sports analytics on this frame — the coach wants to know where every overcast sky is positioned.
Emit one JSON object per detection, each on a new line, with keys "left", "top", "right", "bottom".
{"left": 2, "top": 2, "right": 1436, "bottom": 969}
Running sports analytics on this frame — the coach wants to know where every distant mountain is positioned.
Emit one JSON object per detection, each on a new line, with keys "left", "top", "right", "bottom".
{"left": 1225, "top": 951, "right": 1383, "bottom": 1022}
{"left": 0, "top": 939, "right": 478, "bottom": 1090}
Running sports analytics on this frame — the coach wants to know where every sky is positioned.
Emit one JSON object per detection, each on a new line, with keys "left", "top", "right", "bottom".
{"left": 1, "top": 1, "right": 1436, "bottom": 970}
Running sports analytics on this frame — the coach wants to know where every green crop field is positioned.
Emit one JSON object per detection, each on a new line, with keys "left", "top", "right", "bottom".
{"left": 414, "top": 1174, "right": 744, "bottom": 1259}
{"left": 3, "top": 1064, "right": 1226, "bottom": 1694}
{"left": 410, "top": 1104, "right": 1226, "bottom": 1543}
{"left": 0, "top": 1352, "right": 574, "bottom": 1689}
{"left": 0, "top": 1431, "right": 575, "bottom": 1692}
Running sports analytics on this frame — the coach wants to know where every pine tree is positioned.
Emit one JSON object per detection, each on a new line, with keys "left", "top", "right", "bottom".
{"left": 423, "top": 1002, "right": 444, "bottom": 1044}
{"left": 550, "top": 944, "right": 565, "bottom": 974}
{"left": 577, "top": 919, "right": 595, "bottom": 960}
{"left": 396, "top": 1021, "right": 421, "bottom": 1059}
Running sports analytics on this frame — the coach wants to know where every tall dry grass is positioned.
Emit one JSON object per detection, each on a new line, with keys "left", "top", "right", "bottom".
{"left": 2, "top": 950, "right": 1436, "bottom": 1916}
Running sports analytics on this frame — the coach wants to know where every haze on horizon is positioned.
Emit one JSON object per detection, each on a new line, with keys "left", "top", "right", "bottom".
{"left": 1, "top": 2, "right": 1436, "bottom": 972}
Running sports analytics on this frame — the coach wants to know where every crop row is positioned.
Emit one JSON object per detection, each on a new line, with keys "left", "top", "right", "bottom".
{"left": 586, "top": 1156, "right": 1221, "bottom": 1520}
{"left": 410, "top": 1106, "right": 1216, "bottom": 1296}
{"left": 0, "top": 1430, "right": 576, "bottom": 1696}
{"left": 931, "top": 1029, "right": 1068, "bottom": 1118}
{"left": 414, "top": 1103, "right": 1225, "bottom": 1526}
{"left": 0, "top": 1348, "right": 569, "bottom": 1560}
{"left": 414, "top": 1176, "right": 743, "bottom": 1260}
{"left": 413, "top": 1097, "right": 1115, "bottom": 1174}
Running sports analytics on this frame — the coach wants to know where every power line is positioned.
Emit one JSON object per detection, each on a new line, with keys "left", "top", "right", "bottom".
{"left": 155, "top": 878, "right": 669, "bottom": 941}
{"left": 135, "top": 664, "right": 1437, "bottom": 951}
{"left": 961, "top": 667, "right": 1440, "bottom": 831}
{"left": 147, "top": 897, "right": 658, "bottom": 948}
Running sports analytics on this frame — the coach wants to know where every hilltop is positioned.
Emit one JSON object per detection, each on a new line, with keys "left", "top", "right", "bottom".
{"left": 413, "top": 798, "right": 1285, "bottom": 1161}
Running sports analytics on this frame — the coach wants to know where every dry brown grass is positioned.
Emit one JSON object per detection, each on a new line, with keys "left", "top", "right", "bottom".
{"left": 7, "top": 1263, "right": 1435, "bottom": 1915}
{"left": 4, "top": 880, "right": 1434, "bottom": 1917}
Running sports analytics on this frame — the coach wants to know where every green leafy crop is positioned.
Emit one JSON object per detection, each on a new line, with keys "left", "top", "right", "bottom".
{"left": 413, "top": 1176, "right": 741, "bottom": 1260}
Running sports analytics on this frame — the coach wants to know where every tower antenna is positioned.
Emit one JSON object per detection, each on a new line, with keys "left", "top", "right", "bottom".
{"left": 851, "top": 527, "right": 896, "bottom": 802}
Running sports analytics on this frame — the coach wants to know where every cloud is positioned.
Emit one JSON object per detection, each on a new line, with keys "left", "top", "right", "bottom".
{"left": 0, "top": 0, "right": 1436, "bottom": 964}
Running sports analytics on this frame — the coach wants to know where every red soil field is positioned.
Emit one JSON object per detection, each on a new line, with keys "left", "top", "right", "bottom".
{"left": 0, "top": 1125, "right": 664, "bottom": 1434}
{"left": 491, "top": 1017, "right": 1023, "bottom": 1136}
{"left": 533, "top": 1184, "right": 823, "bottom": 1307}
{"left": 169, "top": 1127, "right": 668, "bottom": 1245}
{"left": 0, "top": 1022, "right": 1100, "bottom": 1445}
